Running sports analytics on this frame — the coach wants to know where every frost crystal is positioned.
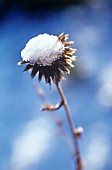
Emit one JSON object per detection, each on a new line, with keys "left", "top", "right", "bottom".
{"left": 21, "top": 33, "right": 64, "bottom": 66}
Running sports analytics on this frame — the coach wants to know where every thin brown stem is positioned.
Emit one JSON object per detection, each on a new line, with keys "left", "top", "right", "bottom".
{"left": 39, "top": 82, "right": 83, "bottom": 170}
{"left": 35, "top": 84, "right": 74, "bottom": 153}
{"left": 56, "top": 82, "right": 83, "bottom": 170}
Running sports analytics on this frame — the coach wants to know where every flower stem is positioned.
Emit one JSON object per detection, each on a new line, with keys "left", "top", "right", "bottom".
{"left": 56, "top": 82, "right": 83, "bottom": 170}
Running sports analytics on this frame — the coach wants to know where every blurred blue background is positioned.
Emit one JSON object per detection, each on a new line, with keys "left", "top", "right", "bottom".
{"left": 0, "top": 0, "right": 112, "bottom": 170}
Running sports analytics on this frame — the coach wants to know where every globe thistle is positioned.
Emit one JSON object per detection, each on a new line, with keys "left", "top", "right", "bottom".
{"left": 18, "top": 33, "right": 83, "bottom": 170}
{"left": 18, "top": 32, "right": 76, "bottom": 85}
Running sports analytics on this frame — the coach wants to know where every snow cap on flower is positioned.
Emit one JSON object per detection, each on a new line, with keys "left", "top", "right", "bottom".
{"left": 18, "top": 32, "right": 77, "bottom": 85}
{"left": 21, "top": 34, "right": 65, "bottom": 66}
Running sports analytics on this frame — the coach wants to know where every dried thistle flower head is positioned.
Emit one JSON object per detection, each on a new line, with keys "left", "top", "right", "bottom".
{"left": 18, "top": 32, "right": 76, "bottom": 85}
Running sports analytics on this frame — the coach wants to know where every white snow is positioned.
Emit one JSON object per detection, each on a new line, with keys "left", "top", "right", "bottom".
{"left": 85, "top": 122, "right": 110, "bottom": 170}
{"left": 21, "top": 33, "right": 64, "bottom": 66}
{"left": 11, "top": 116, "right": 53, "bottom": 170}
{"left": 97, "top": 62, "right": 112, "bottom": 107}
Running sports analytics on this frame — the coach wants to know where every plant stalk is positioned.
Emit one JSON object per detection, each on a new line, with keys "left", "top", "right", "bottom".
{"left": 56, "top": 82, "right": 83, "bottom": 170}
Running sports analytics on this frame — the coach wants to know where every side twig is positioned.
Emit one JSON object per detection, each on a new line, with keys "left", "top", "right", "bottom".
{"left": 41, "top": 100, "right": 64, "bottom": 111}
{"left": 35, "top": 84, "right": 74, "bottom": 153}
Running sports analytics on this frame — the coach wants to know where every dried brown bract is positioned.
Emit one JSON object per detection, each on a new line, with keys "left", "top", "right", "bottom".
{"left": 18, "top": 33, "right": 76, "bottom": 85}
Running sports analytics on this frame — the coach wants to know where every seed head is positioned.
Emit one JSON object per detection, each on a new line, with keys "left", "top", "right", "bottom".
{"left": 18, "top": 33, "right": 77, "bottom": 85}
